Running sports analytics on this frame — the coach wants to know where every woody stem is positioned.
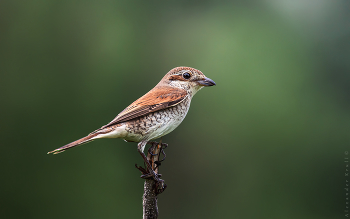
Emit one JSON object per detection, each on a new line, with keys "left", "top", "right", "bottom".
{"left": 141, "top": 142, "right": 166, "bottom": 219}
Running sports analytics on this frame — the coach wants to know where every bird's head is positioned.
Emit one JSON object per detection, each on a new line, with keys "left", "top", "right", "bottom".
{"left": 161, "top": 67, "right": 216, "bottom": 96}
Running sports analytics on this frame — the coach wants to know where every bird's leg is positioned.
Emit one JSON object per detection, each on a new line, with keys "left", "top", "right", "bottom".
{"left": 135, "top": 141, "right": 156, "bottom": 175}
{"left": 134, "top": 164, "right": 148, "bottom": 175}
{"left": 127, "top": 140, "right": 158, "bottom": 156}
{"left": 135, "top": 141, "right": 167, "bottom": 194}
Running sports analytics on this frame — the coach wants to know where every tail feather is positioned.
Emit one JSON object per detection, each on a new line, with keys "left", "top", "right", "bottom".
{"left": 47, "top": 133, "right": 98, "bottom": 154}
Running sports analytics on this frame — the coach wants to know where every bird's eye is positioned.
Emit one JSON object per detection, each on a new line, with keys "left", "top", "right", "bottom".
{"left": 182, "top": 72, "right": 191, "bottom": 79}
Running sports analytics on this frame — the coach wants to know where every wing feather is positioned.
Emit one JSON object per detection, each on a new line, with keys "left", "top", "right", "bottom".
{"left": 90, "top": 86, "right": 187, "bottom": 134}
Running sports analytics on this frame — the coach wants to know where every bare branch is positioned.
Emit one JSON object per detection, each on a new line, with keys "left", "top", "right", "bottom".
{"left": 136, "top": 142, "right": 167, "bottom": 219}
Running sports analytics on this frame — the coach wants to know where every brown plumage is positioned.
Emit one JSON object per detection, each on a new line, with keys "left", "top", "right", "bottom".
{"left": 47, "top": 67, "right": 215, "bottom": 178}
{"left": 93, "top": 86, "right": 188, "bottom": 132}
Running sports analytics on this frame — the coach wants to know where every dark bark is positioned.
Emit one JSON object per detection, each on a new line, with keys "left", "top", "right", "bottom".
{"left": 143, "top": 179, "right": 159, "bottom": 218}
{"left": 137, "top": 142, "right": 167, "bottom": 219}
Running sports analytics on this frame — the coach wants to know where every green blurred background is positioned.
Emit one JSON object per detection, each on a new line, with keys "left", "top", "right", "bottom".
{"left": 1, "top": 0, "right": 349, "bottom": 218}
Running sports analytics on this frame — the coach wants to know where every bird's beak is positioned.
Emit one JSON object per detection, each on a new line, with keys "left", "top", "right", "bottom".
{"left": 196, "top": 77, "right": 216, "bottom": 86}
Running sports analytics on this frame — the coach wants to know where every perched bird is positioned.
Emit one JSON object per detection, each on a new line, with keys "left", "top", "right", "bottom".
{"left": 48, "top": 67, "right": 215, "bottom": 180}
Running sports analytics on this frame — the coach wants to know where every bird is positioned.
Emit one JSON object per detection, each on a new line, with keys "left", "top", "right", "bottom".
{"left": 48, "top": 66, "right": 215, "bottom": 180}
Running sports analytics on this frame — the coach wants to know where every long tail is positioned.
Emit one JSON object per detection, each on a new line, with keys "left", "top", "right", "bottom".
{"left": 47, "top": 133, "right": 98, "bottom": 154}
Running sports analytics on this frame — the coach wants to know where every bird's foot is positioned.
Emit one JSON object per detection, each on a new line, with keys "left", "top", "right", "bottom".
{"left": 135, "top": 164, "right": 162, "bottom": 179}
{"left": 142, "top": 171, "right": 167, "bottom": 195}
{"left": 136, "top": 140, "right": 168, "bottom": 194}
{"left": 135, "top": 163, "right": 166, "bottom": 194}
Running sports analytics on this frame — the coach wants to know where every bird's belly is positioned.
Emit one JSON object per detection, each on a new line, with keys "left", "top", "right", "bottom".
{"left": 148, "top": 116, "right": 184, "bottom": 140}
{"left": 123, "top": 98, "right": 190, "bottom": 142}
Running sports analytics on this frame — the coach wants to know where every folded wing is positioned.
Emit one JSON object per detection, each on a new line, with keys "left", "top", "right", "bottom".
{"left": 91, "top": 86, "right": 188, "bottom": 134}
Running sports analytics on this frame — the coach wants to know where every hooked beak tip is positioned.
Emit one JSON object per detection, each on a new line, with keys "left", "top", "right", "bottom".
{"left": 197, "top": 77, "right": 216, "bottom": 86}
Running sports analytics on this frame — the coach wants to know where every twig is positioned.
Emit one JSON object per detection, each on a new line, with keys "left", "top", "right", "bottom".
{"left": 137, "top": 142, "right": 167, "bottom": 219}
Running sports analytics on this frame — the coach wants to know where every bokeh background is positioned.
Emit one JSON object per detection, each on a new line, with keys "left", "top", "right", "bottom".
{"left": 1, "top": 0, "right": 349, "bottom": 218}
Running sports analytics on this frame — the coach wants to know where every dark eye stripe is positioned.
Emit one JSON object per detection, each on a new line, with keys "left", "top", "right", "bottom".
{"left": 169, "top": 75, "right": 187, "bottom": 81}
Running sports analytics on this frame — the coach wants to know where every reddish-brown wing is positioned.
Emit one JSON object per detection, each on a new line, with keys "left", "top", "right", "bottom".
{"left": 94, "top": 86, "right": 188, "bottom": 132}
